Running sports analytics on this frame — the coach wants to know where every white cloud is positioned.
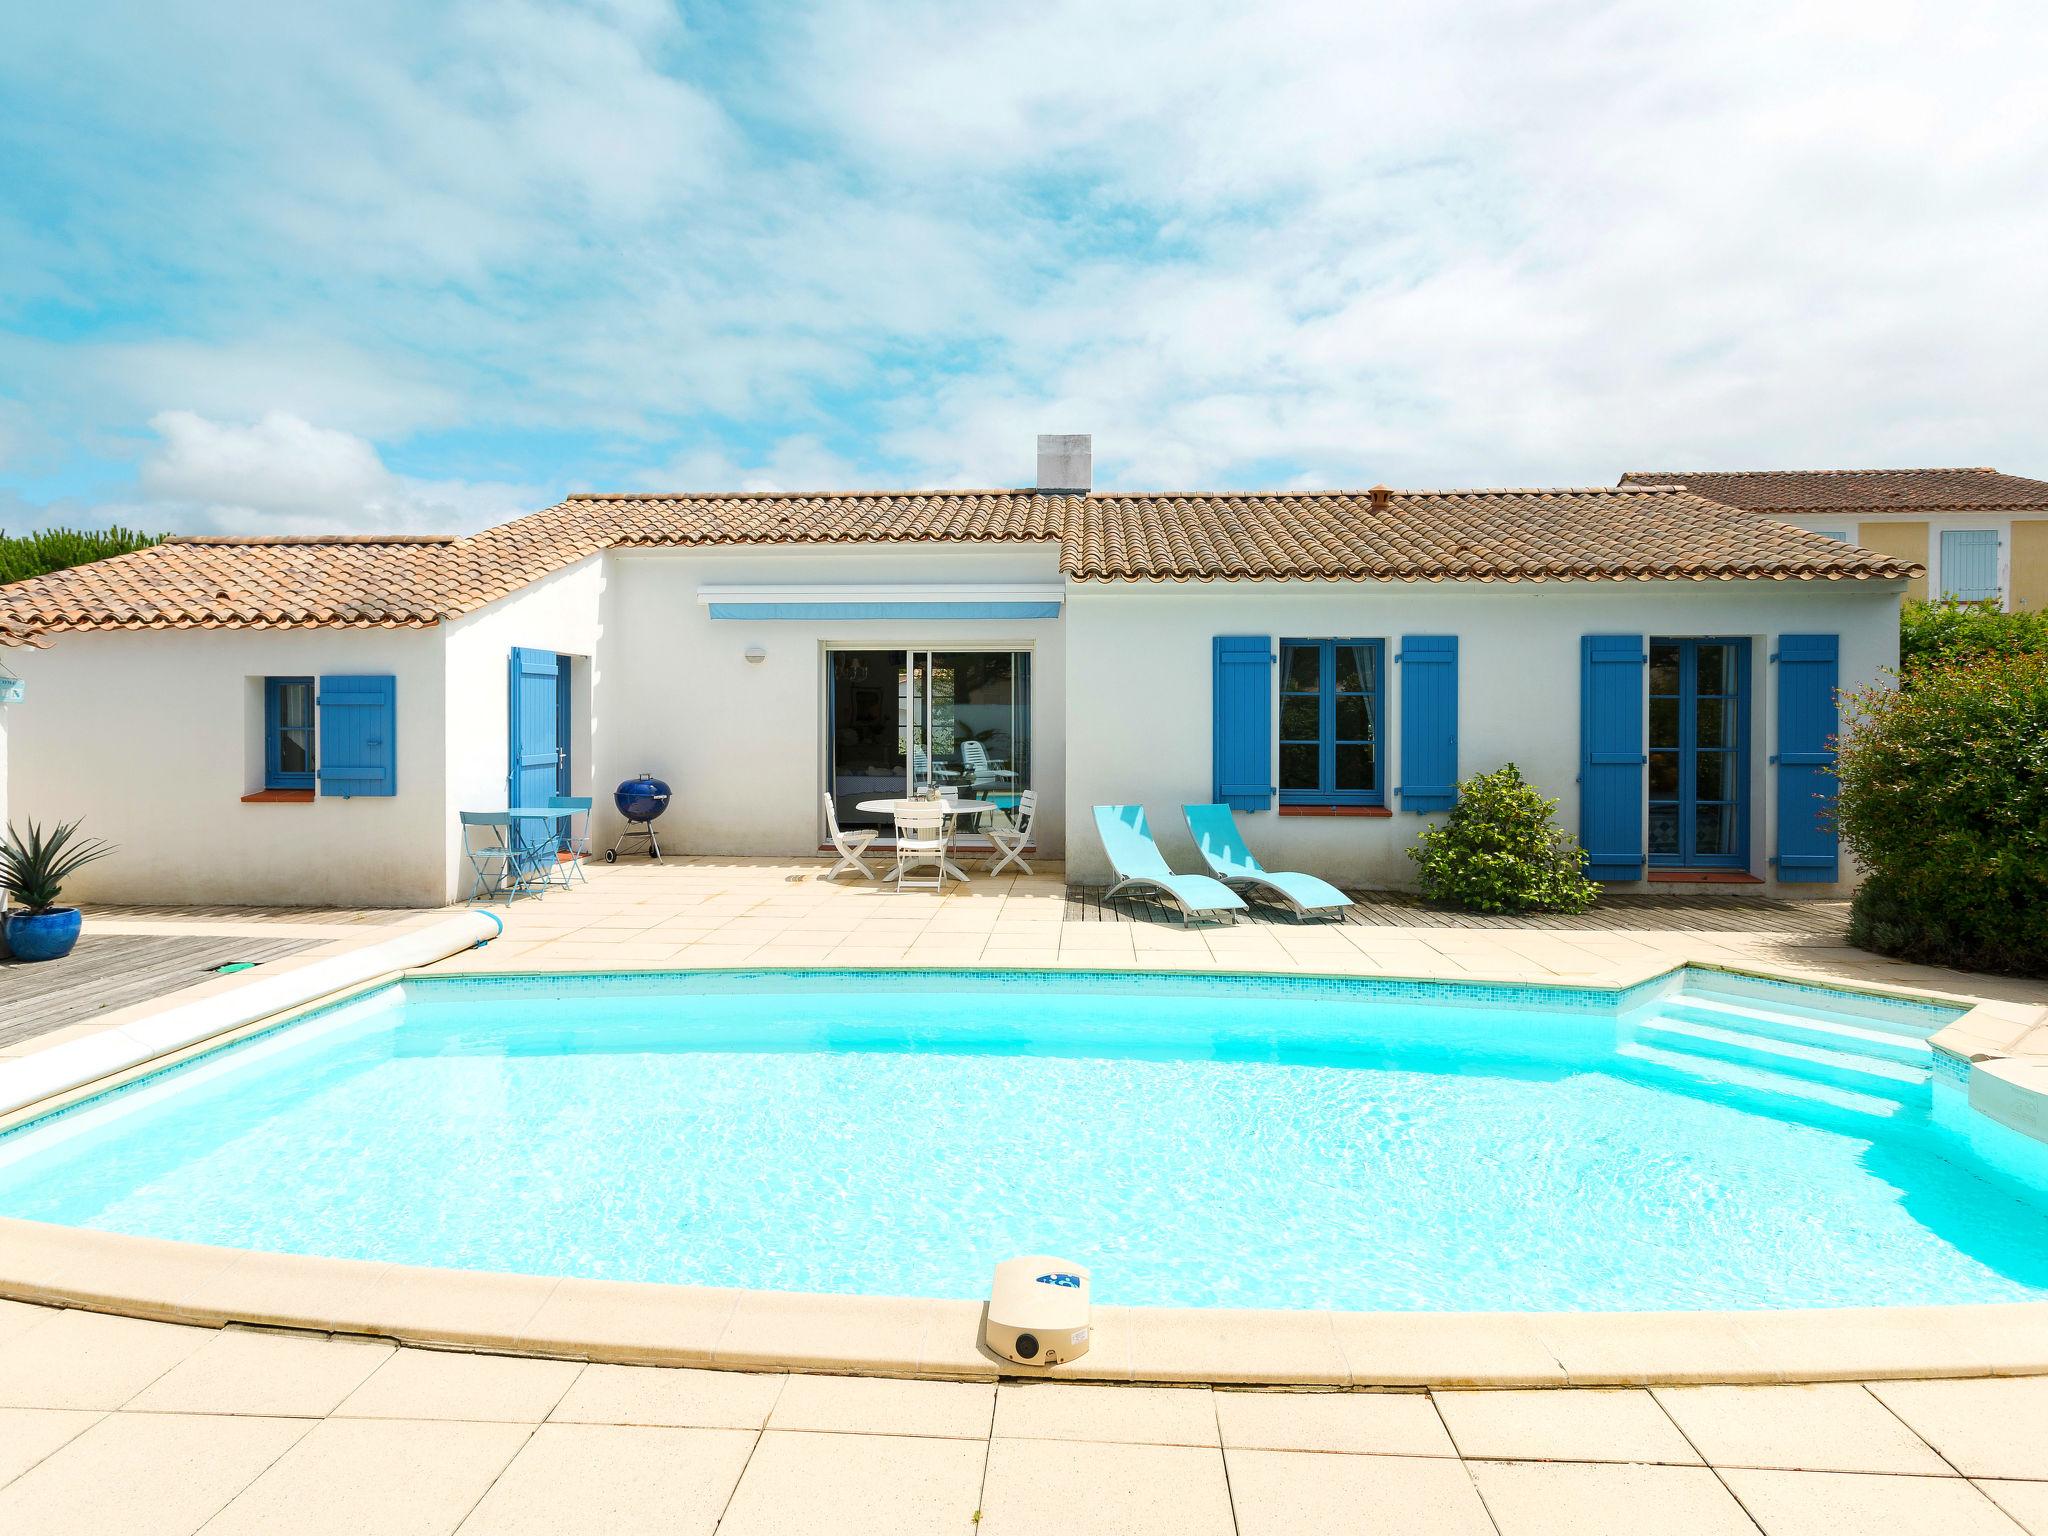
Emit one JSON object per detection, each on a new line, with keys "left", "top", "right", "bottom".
{"left": 134, "top": 411, "right": 537, "bottom": 535}
{"left": 4, "top": 0, "right": 2048, "bottom": 536}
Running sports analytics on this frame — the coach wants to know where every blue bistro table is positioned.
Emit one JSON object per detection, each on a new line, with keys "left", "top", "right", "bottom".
{"left": 462, "top": 807, "right": 573, "bottom": 902}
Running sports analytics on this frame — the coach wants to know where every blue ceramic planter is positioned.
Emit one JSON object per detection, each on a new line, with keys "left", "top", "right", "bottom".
{"left": 4, "top": 906, "right": 82, "bottom": 962}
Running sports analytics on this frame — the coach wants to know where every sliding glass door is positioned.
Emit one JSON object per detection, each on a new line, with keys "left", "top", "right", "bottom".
{"left": 828, "top": 649, "right": 1032, "bottom": 833}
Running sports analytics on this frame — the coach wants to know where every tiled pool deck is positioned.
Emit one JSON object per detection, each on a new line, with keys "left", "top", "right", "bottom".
{"left": 424, "top": 856, "right": 2047, "bottom": 1007}
{"left": 5, "top": 1299, "right": 2048, "bottom": 1534}
{"left": 6, "top": 860, "right": 2048, "bottom": 1531}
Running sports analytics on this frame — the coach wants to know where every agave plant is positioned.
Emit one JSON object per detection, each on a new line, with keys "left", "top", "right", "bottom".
{"left": 0, "top": 818, "right": 115, "bottom": 913}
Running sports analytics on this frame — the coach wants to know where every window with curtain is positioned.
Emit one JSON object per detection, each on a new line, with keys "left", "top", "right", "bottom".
{"left": 1278, "top": 639, "right": 1383, "bottom": 805}
{"left": 264, "top": 676, "right": 316, "bottom": 789}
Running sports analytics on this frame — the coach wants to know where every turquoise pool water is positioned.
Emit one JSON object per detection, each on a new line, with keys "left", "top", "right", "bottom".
{"left": 1, "top": 968, "right": 2043, "bottom": 1312}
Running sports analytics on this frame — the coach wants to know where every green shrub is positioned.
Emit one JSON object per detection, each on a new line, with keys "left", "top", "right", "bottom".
{"left": 1836, "top": 654, "right": 2048, "bottom": 976}
{"left": 1899, "top": 598, "right": 2048, "bottom": 677}
{"left": 0, "top": 525, "right": 163, "bottom": 585}
{"left": 1408, "top": 764, "right": 1599, "bottom": 914}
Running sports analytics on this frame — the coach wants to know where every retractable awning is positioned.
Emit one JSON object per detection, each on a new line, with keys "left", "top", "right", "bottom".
{"left": 696, "top": 583, "right": 1064, "bottom": 620}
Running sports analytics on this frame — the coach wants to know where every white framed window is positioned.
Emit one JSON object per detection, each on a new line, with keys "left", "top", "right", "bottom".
{"left": 1807, "top": 528, "right": 1852, "bottom": 542}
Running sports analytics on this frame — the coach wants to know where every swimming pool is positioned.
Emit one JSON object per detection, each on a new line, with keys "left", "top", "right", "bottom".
{"left": 1, "top": 968, "right": 2041, "bottom": 1312}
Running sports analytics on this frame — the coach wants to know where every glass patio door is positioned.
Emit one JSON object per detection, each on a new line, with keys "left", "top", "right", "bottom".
{"left": 828, "top": 649, "right": 1031, "bottom": 833}
{"left": 1648, "top": 638, "right": 1749, "bottom": 868}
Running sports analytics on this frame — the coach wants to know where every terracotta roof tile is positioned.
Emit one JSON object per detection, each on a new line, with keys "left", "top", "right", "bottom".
{"left": 0, "top": 484, "right": 1918, "bottom": 644}
{"left": 1059, "top": 486, "right": 1917, "bottom": 583}
{"left": 1620, "top": 466, "right": 2048, "bottom": 514}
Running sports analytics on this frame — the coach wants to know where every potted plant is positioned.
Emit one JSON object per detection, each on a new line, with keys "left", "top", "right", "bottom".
{"left": 1, "top": 818, "right": 115, "bottom": 962}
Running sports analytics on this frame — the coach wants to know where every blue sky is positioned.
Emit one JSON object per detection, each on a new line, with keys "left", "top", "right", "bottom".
{"left": 3, "top": 0, "right": 2045, "bottom": 535}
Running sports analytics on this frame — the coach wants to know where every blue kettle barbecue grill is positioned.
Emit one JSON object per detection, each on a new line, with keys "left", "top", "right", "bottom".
{"left": 605, "top": 773, "right": 671, "bottom": 863}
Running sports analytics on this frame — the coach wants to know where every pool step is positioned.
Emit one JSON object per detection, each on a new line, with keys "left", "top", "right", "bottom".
{"left": 1615, "top": 1042, "right": 1908, "bottom": 1120}
{"left": 1662, "top": 996, "right": 1934, "bottom": 1066}
{"left": 1634, "top": 1018, "right": 1927, "bottom": 1095}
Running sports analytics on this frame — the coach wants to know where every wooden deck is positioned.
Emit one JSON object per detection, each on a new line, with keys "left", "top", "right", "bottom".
{"left": 1063, "top": 885, "right": 1852, "bottom": 936}
{"left": 1, "top": 932, "right": 330, "bottom": 1047}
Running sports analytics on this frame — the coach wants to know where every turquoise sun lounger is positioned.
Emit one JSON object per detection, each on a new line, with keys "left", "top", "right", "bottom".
{"left": 1182, "top": 803, "right": 1354, "bottom": 917}
{"left": 1093, "top": 805, "right": 1247, "bottom": 923}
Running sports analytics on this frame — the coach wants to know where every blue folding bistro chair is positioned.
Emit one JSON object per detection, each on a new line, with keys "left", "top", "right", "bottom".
{"left": 461, "top": 811, "right": 548, "bottom": 904}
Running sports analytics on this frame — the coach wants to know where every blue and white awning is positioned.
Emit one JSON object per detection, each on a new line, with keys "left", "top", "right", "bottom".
{"left": 697, "top": 583, "right": 1064, "bottom": 620}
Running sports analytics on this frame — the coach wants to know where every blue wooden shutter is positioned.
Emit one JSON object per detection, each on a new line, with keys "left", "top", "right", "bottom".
{"left": 1213, "top": 636, "right": 1276, "bottom": 811}
{"left": 1580, "top": 635, "right": 1647, "bottom": 880}
{"left": 317, "top": 675, "right": 397, "bottom": 798}
{"left": 1395, "top": 636, "right": 1459, "bottom": 811}
{"left": 1772, "top": 633, "right": 1839, "bottom": 882}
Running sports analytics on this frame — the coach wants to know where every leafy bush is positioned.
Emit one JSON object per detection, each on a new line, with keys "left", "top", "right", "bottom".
{"left": 1836, "top": 655, "right": 2048, "bottom": 976}
{"left": 0, "top": 819, "right": 116, "bottom": 913}
{"left": 0, "top": 526, "right": 163, "bottom": 585}
{"left": 1408, "top": 764, "right": 1599, "bottom": 914}
{"left": 1899, "top": 598, "right": 2048, "bottom": 677}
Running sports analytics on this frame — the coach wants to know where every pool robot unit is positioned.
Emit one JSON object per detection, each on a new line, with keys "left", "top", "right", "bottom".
{"left": 986, "top": 1256, "right": 1091, "bottom": 1367}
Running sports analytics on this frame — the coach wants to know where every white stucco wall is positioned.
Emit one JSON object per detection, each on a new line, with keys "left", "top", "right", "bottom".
{"left": 2, "top": 627, "right": 450, "bottom": 906}
{"left": 1061, "top": 579, "right": 1903, "bottom": 890}
{"left": 440, "top": 554, "right": 606, "bottom": 897}
{"left": 598, "top": 544, "right": 1068, "bottom": 859}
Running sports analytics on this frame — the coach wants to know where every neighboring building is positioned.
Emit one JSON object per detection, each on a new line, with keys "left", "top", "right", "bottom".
{"left": 0, "top": 438, "right": 1917, "bottom": 906}
{"left": 1620, "top": 468, "right": 2048, "bottom": 610}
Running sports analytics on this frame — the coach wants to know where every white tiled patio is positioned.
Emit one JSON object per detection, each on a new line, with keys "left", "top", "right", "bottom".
{"left": 427, "top": 854, "right": 2048, "bottom": 1010}
{"left": 4, "top": 1299, "right": 2048, "bottom": 1535}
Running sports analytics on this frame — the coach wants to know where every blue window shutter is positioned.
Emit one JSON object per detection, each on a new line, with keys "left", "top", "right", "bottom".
{"left": 1580, "top": 635, "right": 1647, "bottom": 880}
{"left": 317, "top": 675, "right": 397, "bottom": 798}
{"left": 1938, "top": 529, "right": 2000, "bottom": 602}
{"left": 1772, "top": 634, "right": 1839, "bottom": 882}
{"left": 1395, "top": 636, "right": 1458, "bottom": 812}
{"left": 1213, "top": 636, "right": 1276, "bottom": 811}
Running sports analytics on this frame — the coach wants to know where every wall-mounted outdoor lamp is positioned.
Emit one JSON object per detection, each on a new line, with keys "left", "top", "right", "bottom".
{"left": 743, "top": 644, "right": 767, "bottom": 664}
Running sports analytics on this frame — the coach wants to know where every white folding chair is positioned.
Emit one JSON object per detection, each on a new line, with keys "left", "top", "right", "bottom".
{"left": 892, "top": 802, "right": 951, "bottom": 892}
{"left": 822, "top": 793, "right": 880, "bottom": 881}
{"left": 960, "top": 740, "right": 1016, "bottom": 791}
{"left": 985, "top": 789, "right": 1037, "bottom": 876}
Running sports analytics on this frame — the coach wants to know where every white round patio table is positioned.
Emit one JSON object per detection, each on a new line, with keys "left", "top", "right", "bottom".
{"left": 855, "top": 798, "right": 999, "bottom": 884}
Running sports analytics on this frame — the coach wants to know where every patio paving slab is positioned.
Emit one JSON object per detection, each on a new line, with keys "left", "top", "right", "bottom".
{"left": 1717, "top": 1467, "right": 2027, "bottom": 1536}
{"left": 1468, "top": 1459, "right": 1760, "bottom": 1536}
{"left": 0, "top": 1308, "right": 213, "bottom": 1410}
{"left": 128, "top": 1326, "right": 396, "bottom": 1418}
{"left": 1435, "top": 1386, "right": 1701, "bottom": 1465}
{"left": 993, "top": 1382, "right": 1218, "bottom": 1446}
{"left": 548, "top": 1363, "right": 784, "bottom": 1429}
{"left": 450, "top": 1422, "right": 754, "bottom": 1536}
{"left": 768, "top": 1373, "right": 995, "bottom": 1439}
{"left": 334, "top": 1349, "right": 582, "bottom": 1423}
{"left": 978, "top": 1436, "right": 1235, "bottom": 1536}
{"left": 0, "top": 1410, "right": 308, "bottom": 1536}
{"left": 713, "top": 1428, "right": 986, "bottom": 1536}
{"left": 0, "top": 1408, "right": 102, "bottom": 1491}
{"left": 1225, "top": 1447, "right": 1496, "bottom": 1536}
{"left": 1979, "top": 1480, "right": 2048, "bottom": 1534}
{"left": 1213, "top": 1387, "right": 1457, "bottom": 1457}
{"left": 1653, "top": 1383, "right": 1955, "bottom": 1475}
{"left": 1866, "top": 1378, "right": 2048, "bottom": 1480}
{"left": 196, "top": 1416, "right": 532, "bottom": 1536}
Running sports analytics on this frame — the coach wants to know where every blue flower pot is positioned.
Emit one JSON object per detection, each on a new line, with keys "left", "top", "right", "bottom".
{"left": 4, "top": 907, "right": 83, "bottom": 962}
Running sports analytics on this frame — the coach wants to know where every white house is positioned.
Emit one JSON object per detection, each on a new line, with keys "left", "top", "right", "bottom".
{"left": 0, "top": 437, "right": 1916, "bottom": 908}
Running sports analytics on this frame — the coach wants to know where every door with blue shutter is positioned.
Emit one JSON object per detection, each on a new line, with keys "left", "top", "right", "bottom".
{"left": 1773, "top": 633, "right": 1840, "bottom": 882}
{"left": 316, "top": 675, "right": 397, "bottom": 798}
{"left": 1212, "top": 636, "right": 1276, "bottom": 811}
{"left": 1396, "top": 636, "right": 1458, "bottom": 811}
{"left": 1579, "top": 635, "right": 1647, "bottom": 880}
{"left": 509, "top": 647, "right": 569, "bottom": 799}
